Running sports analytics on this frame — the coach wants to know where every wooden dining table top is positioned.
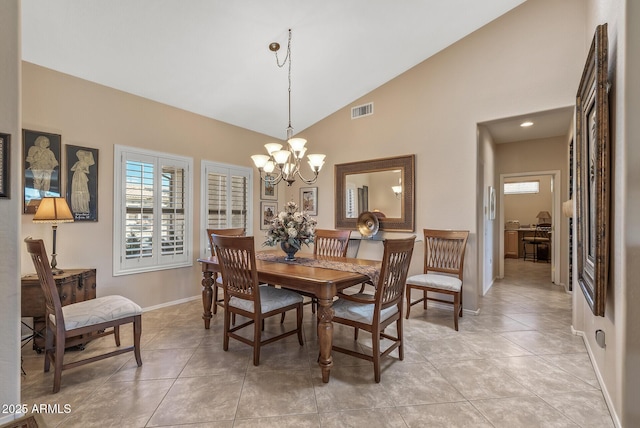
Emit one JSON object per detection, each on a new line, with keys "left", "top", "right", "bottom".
{"left": 198, "top": 249, "right": 379, "bottom": 295}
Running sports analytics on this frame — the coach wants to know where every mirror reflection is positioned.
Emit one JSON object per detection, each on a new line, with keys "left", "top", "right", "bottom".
{"left": 335, "top": 154, "right": 415, "bottom": 232}
{"left": 345, "top": 170, "right": 402, "bottom": 218}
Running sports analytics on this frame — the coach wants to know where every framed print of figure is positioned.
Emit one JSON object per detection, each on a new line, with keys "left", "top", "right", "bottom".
{"left": 66, "top": 144, "right": 99, "bottom": 221}
{"left": 23, "top": 129, "right": 61, "bottom": 213}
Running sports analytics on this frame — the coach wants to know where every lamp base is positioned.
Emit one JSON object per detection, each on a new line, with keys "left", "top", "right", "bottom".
{"left": 50, "top": 253, "right": 64, "bottom": 275}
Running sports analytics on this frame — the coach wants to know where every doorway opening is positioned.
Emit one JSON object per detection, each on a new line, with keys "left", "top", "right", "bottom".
{"left": 499, "top": 170, "right": 561, "bottom": 285}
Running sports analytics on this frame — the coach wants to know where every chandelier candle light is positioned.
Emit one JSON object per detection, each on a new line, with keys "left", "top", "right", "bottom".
{"left": 251, "top": 29, "right": 326, "bottom": 186}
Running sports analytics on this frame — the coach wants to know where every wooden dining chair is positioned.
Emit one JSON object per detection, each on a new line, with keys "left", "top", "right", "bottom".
{"left": 308, "top": 229, "right": 351, "bottom": 313}
{"left": 24, "top": 238, "right": 142, "bottom": 393}
{"left": 331, "top": 236, "right": 415, "bottom": 382}
{"left": 405, "top": 229, "right": 469, "bottom": 331}
{"left": 211, "top": 234, "right": 304, "bottom": 365}
{"left": 207, "top": 228, "right": 245, "bottom": 314}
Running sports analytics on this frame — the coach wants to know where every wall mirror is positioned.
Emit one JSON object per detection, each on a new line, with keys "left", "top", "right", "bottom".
{"left": 335, "top": 154, "right": 415, "bottom": 232}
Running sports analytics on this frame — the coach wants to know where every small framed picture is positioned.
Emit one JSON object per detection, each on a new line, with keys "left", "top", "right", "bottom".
{"left": 260, "top": 174, "right": 278, "bottom": 200}
{"left": 23, "top": 129, "right": 62, "bottom": 213}
{"left": 66, "top": 144, "right": 99, "bottom": 221}
{"left": 0, "top": 133, "right": 9, "bottom": 198}
{"left": 260, "top": 201, "right": 277, "bottom": 230}
{"left": 300, "top": 186, "right": 318, "bottom": 216}
{"left": 488, "top": 186, "right": 496, "bottom": 220}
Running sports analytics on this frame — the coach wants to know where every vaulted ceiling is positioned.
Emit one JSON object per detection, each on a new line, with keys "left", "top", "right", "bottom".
{"left": 22, "top": 0, "right": 530, "bottom": 140}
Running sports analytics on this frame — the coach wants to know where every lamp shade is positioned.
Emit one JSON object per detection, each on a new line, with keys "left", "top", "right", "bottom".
{"left": 33, "top": 197, "right": 74, "bottom": 223}
{"left": 536, "top": 210, "right": 552, "bottom": 224}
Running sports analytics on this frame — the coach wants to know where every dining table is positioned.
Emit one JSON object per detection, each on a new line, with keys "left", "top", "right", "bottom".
{"left": 197, "top": 249, "right": 381, "bottom": 383}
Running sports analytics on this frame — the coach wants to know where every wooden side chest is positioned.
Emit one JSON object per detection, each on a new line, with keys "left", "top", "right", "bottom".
{"left": 21, "top": 268, "right": 97, "bottom": 352}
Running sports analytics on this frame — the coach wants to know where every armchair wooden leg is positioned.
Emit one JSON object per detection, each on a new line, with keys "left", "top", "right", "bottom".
{"left": 372, "top": 328, "right": 381, "bottom": 383}
{"left": 405, "top": 286, "right": 412, "bottom": 319}
{"left": 297, "top": 304, "right": 304, "bottom": 346}
{"left": 453, "top": 294, "right": 460, "bottom": 331}
{"left": 253, "top": 315, "right": 261, "bottom": 366}
{"left": 53, "top": 337, "right": 65, "bottom": 393}
{"left": 133, "top": 316, "right": 142, "bottom": 367}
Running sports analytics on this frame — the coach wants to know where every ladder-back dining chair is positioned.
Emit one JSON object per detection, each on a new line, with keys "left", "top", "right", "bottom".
{"left": 405, "top": 229, "right": 469, "bottom": 331}
{"left": 331, "top": 236, "right": 415, "bottom": 382}
{"left": 211, "top": 234, "right": 304, "bottom": 365}
{"left": 309, "top": 229, "right": 351, "bottom": 313}
{"left": 24, "top": 238, "right": 142, "bottom": 393}
{"left": 207, "top": 228, "right": 245, "bottom": 314}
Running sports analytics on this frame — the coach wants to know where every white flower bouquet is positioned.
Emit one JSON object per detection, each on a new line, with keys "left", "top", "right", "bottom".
{"left": 264, "top": 201, "right": 317, "bottom": 250}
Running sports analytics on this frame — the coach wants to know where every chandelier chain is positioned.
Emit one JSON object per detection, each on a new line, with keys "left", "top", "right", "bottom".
{"left": 273, "top": 29, "right": 293, "bottom": 133}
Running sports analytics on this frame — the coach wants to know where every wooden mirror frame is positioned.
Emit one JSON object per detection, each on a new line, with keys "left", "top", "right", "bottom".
{"left": 335, "top": 154, "right": 415, "bottom": 232}
{"left": 575, "top": 24, "right": 609, "bottom": 317}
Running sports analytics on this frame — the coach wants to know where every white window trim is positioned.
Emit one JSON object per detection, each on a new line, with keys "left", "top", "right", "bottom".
{"left": 113, "top": 145, "right": 194, "bottom": 276}
{"left": 200, "top": 160, "right": 253, "bottom": 258}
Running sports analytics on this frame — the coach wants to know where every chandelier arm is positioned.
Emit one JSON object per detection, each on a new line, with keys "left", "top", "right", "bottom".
{"left": 296, "top": 170, "right": 319, "bottom": 185}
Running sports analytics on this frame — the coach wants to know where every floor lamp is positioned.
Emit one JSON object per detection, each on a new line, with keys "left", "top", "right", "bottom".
{"left": 33, "top": 197, "right": 74, "bottom": 274}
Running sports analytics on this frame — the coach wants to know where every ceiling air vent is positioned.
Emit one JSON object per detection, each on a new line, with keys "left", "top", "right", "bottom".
{"left": 351, "top": 102, "right": 374, "bottom": 119}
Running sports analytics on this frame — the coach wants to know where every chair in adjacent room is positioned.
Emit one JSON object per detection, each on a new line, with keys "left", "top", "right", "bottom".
{"left": 522, "top": 223, "right": 551, "bottom": 262}
{"left": 331, "top": 236, "right": 415, "bottom": 382}
{"left": 211, "top": 234, "right": 304, "bottom": 365}
{"left": 207, "top": 228, "right": 245, "bottom": 314}
{"left": 24, "top": 238, "right": 142, "bottom": 393}
{"left": 405, "top": 229, "right": 469, "bottom": 331}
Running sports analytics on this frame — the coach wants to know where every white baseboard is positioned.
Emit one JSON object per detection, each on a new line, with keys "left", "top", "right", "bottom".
{"left": 571, "top": 326, "right": 621, "bottom": 428}
{"left": 142, "top": 295, "right": 200, "bottom": 313}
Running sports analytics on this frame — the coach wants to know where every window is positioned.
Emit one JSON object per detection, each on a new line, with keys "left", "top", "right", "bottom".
{"left": 504, "top": 181, "right": 540, "bottom": 195}
{"left": 114, "top": 145, "right": 193, "bottom": 275}
{"left": 200, "top": 160, "right": 253, "bottom": 256}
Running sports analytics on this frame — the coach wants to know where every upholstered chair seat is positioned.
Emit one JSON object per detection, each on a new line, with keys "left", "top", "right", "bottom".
{"left": 51, "top": 295, "right": 142, "bottom": 330}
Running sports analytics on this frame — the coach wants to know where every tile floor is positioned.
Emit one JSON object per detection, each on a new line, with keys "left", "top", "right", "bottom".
{"left": 20, "top": 259, "right": 614, "bottom": 427}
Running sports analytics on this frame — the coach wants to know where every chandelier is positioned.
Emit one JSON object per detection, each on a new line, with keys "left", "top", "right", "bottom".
{"left": 251, "top": 29, "right": 326, "bottom": 186}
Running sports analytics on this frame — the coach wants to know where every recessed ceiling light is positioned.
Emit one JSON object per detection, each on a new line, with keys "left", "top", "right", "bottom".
{"left": 520, "top": 121, "right": 534, "bottom": 127}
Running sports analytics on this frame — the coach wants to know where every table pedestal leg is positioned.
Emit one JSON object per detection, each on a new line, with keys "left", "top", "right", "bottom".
{"left": 201, "top": 271, "right": 213, "bottom": 329}
{"left": 317, "top": 296, "right": 335, "bottom": 383}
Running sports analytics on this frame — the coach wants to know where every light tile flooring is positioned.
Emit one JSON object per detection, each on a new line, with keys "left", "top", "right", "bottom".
{"left": 20, "top": 259, "right": 614, "bottom": 427}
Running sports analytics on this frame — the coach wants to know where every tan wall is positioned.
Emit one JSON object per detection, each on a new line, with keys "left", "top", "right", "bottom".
{"left": 299, "top": 0, "right": 587, "bottom": 310}
{"left": 21, "top": 63, "right": 271, "bottom": 309}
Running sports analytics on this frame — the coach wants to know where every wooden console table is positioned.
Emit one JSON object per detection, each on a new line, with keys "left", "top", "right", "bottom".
{"left": 21, "top": 268, "right": 97, "bottom": 352}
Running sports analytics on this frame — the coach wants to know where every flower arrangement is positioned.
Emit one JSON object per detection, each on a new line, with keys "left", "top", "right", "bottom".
{"left": 264, "top": 201, "right": 317, "bottom": 250}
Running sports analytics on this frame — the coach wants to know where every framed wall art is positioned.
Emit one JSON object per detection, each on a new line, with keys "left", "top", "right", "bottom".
{"left": 300, "top": 186, "right": 318, "bottom": 216}
{"left": 260, "top": 201, "right": 277, "bottom": 230}
{"left": 575, "top": 23, "right": 609, "bottom": 317}
{"left": 488, "top": 186, "right": 496, "bottom": 220}
{"left": 0, "top": 133, "right": 9, "bottom": 198}
{"left": 66, "top": 144, "right": 99, "bottom": 221}
{"left": 260, "top": 174, "right": 278, "bottom": 200}
{"left": 23, "top": 129, "right": 62, "bottom": 213}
